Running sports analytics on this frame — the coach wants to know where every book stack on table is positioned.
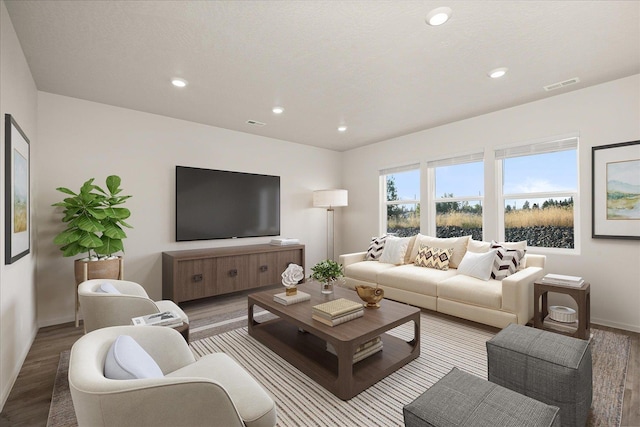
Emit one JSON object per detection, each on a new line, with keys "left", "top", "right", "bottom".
{"left": 327, "top": 336, "right": 383, "bottom": 364}
{"left": 312, "top": 298, "right": 364, "bottom": 326}
{"left": 540, "top": 274, "right": 584, "bottom": 287}
{"left": 273, "top": 290, "right": 311, "bottom": 305}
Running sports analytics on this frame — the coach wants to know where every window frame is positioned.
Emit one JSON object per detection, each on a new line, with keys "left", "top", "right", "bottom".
{"left": 496, "top": 135, "right": 580, "bottom": 253}
{"left": 379, "top": 164, "right": 420, "bottom": 236}
{"left": 427, "top": 152, "right": 484, "bottom": 238}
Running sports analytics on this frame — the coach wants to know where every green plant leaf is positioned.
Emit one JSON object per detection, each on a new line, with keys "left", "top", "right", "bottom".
{"left": 94, "top": 236, "right": 124, "bottom": 255}
{"left": 53, "top": 229, "right": 82, "bottom": 245}
{"left": 61, "top": 241, "right": 85, "bottom": 257}
{"left": 56, "top": 187, "right": 77, "bottom": 196}
{"left": 76, "top": 215, "right": 105, "bottom": 232}
{"left": 103, "top": 207, "right": 131, "bottom": 219}
{"left": 79, "top": 179, "right": 96, "bottom": 195}
{"left": 86, "top": 208, "right": 108, "bottom": 219}
{"left": 102, "top": 222, "right": 126, "bottom": 239}
{"left": 78, "top": 231, "right": 103, "bottom": 248}
{"left": 106, "top": 175, "right": 121, "bottom": 194}
{"left": 119, "top": 220, "right": 133, "bottom": 228}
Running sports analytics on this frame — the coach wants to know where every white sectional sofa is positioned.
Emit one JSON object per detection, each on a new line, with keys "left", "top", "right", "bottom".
{"left": 339, "top": 234, "right": 546, "bottom": 329}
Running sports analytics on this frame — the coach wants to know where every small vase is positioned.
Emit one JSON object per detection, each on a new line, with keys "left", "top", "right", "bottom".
{"left": 320, "top": 280, "right": 334, "bottom": 295}
{"left": 285, "top": 286, "right": 298, "bottom": 296}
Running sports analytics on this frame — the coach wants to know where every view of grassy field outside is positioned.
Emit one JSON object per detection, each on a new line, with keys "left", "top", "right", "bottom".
{"left": 385, "top": 146, "right": 577, "bottom": 248}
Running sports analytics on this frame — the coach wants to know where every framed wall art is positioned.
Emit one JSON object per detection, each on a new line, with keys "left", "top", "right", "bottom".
{"left": 5, "top": 114, "right": 30, "bottom": 263}
{"left": 592, "top": 140, "right": 640, "bottom": 240}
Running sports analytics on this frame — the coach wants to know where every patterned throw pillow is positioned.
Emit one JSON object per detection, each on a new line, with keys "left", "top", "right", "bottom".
{"left": 490, "top": 242, "right": 525, "bottom": 280}
{"left": 415, "top": 244, "right": 453, "bottom": 270}
{"left": 365, "top": 235, "right": 387, "bottom": 261}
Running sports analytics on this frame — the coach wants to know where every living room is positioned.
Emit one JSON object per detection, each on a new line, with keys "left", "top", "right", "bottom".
{"left": 1, "top": 1, "right": 639, "bottom": 424}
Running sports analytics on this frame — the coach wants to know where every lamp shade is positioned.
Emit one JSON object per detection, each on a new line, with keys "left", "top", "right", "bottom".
{"left": 313, "top": 189, "right": 348, "bottom": 208}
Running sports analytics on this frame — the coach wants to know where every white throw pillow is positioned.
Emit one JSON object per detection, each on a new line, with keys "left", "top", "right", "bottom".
{"left": 378, "top": 236, "right": 411, "bottom": 265}
{"left": 467, "top": 239, "right": 491, "bottom": 253}
{"left": 104, "top": 335, "right": 164, "bottom": 380}
{"left": 457, "top": 250, "right": 497, "bottom": 281}
{"left": 98, "top": 282, "right": 121, "bottom": 294}
{"left": 409, "top": 235, "right": 471, "bottom": 268}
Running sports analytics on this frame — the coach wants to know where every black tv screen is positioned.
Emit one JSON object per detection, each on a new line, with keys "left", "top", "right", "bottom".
{"left": 176, "top": 166, "right": 280, "bottom": 241}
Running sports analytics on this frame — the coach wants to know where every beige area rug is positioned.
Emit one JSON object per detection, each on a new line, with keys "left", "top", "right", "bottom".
{"left": 48, "top": 312, "right": 630, "bottom": 427}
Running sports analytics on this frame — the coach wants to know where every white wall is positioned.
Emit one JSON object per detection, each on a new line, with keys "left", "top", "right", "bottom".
{"left": 0, "top": 1, "right": 39, "bottom": 410}
{"left": 342, "top": 75, "right": 640, "bottom": 332}
{"left": 35, "top": 92, "right": 342, "bottom": 326}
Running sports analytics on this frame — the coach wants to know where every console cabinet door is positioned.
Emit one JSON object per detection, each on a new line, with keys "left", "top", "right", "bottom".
{"left": 175, "top": 259, "right": 216, "bottom": 302}
{"left": 250, "top": 253, "right": 280, "bottom": 287}
{"left": 216, "top": 255, "right": 250, "bottom": 294}
{"left": 277, "top": 250, "right": 303, "bottom": 276}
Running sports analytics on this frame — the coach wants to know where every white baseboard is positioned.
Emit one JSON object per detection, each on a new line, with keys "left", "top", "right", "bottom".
{"left": 591, "top": 317, "right": 640, "bottom": 333}
{"left": 0, "top": 325, "right": 38, "bottom": 412}
{"left": 37, "top": 313, "right": 76, "bottom": 329}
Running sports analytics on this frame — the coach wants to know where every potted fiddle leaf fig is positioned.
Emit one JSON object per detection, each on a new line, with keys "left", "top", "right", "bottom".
{"left": 52, "top": 175, "right": 133, "bottom": 284}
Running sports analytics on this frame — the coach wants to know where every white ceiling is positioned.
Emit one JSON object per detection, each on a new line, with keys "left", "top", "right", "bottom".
{"left": 5, "top": 1, "right": 640, "bottom": 152}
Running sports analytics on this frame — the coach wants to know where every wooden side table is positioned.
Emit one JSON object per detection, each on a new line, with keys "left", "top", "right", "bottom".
{"left": 534, "top": 280, "right": 590, "bottom": 340}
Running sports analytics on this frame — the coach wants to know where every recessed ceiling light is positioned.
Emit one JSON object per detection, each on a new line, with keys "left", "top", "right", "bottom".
{"left": 171, "top": 78, "right": 188, "bottom": 88}
{"left": 426, "top": 7, "right": 452, "bottom": 26}
{"left": 337, "top": 126, "right": 347, "bottom": 132}
{"left": 272, "top": 106, "right": 284, "bottom": 114}
{"left": 488, "top": 68, "right": 508, "bottom": 79}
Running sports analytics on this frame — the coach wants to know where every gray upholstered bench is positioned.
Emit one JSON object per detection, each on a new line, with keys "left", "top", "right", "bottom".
{"left": 403, "top": 367, "right": 560, "bottom": 427}
{"left": 486, "top": 324, "right": 592, "bottom": 427}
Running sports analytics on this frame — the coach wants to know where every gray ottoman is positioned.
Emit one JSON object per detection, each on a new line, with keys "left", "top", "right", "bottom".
{"left": 486, "top": 324, "right": 592, "bottom": 427}
{"left": 403, "top": 367, "right": 560, "bottom": 427}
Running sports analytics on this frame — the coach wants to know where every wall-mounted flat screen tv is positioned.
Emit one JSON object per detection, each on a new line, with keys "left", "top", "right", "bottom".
{"left": 175, "top": 166, "right": 280, "bottom": 241}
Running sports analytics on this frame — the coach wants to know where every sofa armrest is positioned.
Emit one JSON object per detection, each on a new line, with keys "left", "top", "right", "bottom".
{"left": 501, "top": 266, "right": 546, "bottom": 325}
{"left": 339, "top": 252, "right": 367, "bottom": 268}
{"left": 523, "top": 254, "right": 546, "bottom": 269}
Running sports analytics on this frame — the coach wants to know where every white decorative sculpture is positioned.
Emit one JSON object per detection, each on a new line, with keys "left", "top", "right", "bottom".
{"left": 281, "top": 263, "right": 304, "bottom": 295}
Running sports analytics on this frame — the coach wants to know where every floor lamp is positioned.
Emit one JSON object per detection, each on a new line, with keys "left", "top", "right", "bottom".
{"left": 313, "top": 189, "right": 348, "bottom": 261}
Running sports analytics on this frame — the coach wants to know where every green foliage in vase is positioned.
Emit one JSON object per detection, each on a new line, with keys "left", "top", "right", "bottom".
{"left": 309, "top": 259, "right": 344, "bottom": 283}
{"left": 52, "top": 175, "right": 132, "bottom": 258}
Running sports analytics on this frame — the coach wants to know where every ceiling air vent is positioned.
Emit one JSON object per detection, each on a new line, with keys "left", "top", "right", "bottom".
{"left": 544, "top": 77, "right": 580, "bottom": 92}
{"left": 246, "top": 120, "right": 266, "bottom": 126}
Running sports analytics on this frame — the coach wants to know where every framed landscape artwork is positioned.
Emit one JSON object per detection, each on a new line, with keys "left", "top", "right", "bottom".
{"left": 592, "top": 140, "right": 640, "bottom": 240}
{"left": 5, "top": 114, "right": 30, "bottom": 263}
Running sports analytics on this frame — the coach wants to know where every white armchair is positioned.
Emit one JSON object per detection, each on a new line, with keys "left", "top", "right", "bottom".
{"left": 77, "top": 279, "right": 189, "bottom": 335}
{"left": 68, "top": 325, "right": 277, "bottom": 427}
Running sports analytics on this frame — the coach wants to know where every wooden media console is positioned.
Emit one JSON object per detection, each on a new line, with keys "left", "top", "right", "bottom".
{"left": 162, "top": 244, "right": 305, "bottom": 303}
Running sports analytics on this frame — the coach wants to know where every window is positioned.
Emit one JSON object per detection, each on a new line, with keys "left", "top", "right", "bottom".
{"left": 428, "top": 153, "right": 484, "bottom": 240}
{"left": 497, "top": 136, "right": 578, "bottom": 249}
{"left": 381, "top": 165, "right": 420, "bottom": 237}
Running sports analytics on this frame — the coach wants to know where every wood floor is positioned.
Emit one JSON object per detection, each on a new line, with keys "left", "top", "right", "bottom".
{"left": 1, "top": 290, "right": 639, "bottom": 427}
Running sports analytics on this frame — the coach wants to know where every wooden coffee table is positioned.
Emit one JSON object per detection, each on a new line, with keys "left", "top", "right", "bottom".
{"left": 248, "top": 283, "right": 420, "bottom": 400}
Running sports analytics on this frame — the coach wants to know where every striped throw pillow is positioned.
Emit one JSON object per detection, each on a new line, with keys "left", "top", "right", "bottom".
{"left": 365, "top": 235, "right": 387, "bottom": 261}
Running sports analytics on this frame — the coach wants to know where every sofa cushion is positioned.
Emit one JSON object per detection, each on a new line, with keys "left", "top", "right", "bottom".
{"left": 409, "top": 234, "right": 470, "bottom": 268}
{"left": 415, "top": 245, "right": 453, "bottom": 271}
{"left": 104, "top": 335, "right": 164, "bottom": 380}
{"left": 378, "top": 264, "right": 453, "bottom": 296}
{"left": 344, "top": 261, "right": 397, "bottom": 283}
{"left": 438, "top": 275, "right": 503, "bottom": 309}
{"left": 457, "top": 249, "right": 496, "bottom": 281}
{"left": 365, "top": 235, "right": 387, "bottom": 260}
{"left": 379, "top": 236, "right": 411, "bottom": 265}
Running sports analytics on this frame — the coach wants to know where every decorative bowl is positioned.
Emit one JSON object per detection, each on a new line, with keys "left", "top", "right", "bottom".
{"left": 355, "top": 285, "right": 384, "bottom": 308}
